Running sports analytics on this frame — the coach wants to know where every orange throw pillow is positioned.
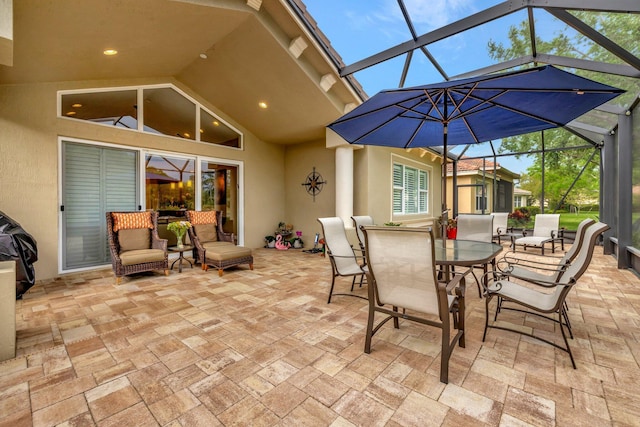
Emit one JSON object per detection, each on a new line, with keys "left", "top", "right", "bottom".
{"left": 188, "top": 211, "right": 217, "bottom": 226}
{"left": 112, "top": 212, "right": 153, "bottom": 232}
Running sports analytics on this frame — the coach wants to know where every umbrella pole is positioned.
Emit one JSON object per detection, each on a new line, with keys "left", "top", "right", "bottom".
{"left": 441, "top": 124, "right": 448, "bottom": 240}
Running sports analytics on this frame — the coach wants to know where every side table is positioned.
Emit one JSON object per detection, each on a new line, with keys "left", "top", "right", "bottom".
{"left": 168, "top": 245, "right": 194, "bottom": 273}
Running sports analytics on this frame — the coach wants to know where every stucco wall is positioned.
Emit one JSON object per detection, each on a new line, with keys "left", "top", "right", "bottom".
{"left": 284, "top": 140, "right": 336, "bottom": 247}
{"left": 0, "top": 79, "right": 286, "bottom": 280}
{"left": 357, "top": 146, "right": 442, "bottom": 227}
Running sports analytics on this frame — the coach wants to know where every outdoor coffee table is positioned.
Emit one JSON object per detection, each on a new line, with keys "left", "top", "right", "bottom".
{"left": 168, "top": 245, "right": 194, "bottom": 273}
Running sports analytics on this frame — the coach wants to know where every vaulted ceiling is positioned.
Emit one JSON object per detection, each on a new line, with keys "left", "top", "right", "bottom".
{"left": 0, "top": 0, "right": 361, "bottom": 144}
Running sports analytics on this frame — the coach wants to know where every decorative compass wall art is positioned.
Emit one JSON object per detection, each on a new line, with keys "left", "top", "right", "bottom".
{"left": 301, "top": 167, "right": 327, "bottom": 202}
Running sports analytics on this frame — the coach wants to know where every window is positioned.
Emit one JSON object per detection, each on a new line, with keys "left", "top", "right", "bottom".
{"left": 393, "top": 163, "right": 428, "bottom": 214}
{"left": 475, "top": 183, "right": 487, "bottom": 211}
{"left": 515, "top": 196, "right": 523, "bottom": 208}
{"left": 60, "top": 85, "right": 242, "bottom": 148}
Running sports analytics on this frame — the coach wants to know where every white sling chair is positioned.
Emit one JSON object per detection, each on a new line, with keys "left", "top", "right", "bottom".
{"left": 490, "top": 212, "right": 511, "bottom": 245}
{"left": 513, "top": 213, "right": 565, "bottom": 255}
{"left": 317, "top": 217, "right": 367, "bottom": 303}
{"left": 361, "top": 226, "right": 471, "bottom": 383}
{"left": 483, "top": 222, "right": 609, "bottom": 369}
{"left": 351, "top": 215, "right": 374, "bottom": 252}
{"left": 455, "top": 214, "right": 495, "bottom": 297}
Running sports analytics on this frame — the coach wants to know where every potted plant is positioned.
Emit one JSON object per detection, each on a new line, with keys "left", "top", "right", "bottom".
{"left": 265, "top": 235, "right": 276, "bottom": 248}
{"left": 276, "top": 222, "right": 293, "bottom": 239}
{"left": 437, "top": 216, "right": 457, "bottom": 239}
{"left": 291, "top": 231, "right": 304, "bottom": 249}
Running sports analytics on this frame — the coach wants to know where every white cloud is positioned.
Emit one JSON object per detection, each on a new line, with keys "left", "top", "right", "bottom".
{"left": 383, "top": 0, "right": 478, "bottom": 31}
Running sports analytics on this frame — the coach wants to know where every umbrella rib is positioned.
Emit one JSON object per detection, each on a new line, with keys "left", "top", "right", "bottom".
{"left": 403, "top": 120, "right": 425, "bottom": 149}
{"left": 422, "top": 90, "right": 445, "bottom": 121}
{"left": 345, "top": 96, "right": 432, "bottom": 144}
{"left": 449, "top": 88, "right": 569, "bottom": 127}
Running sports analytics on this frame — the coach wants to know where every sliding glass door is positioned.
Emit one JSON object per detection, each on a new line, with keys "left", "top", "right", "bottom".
{"left": 61, "top": 141, "right": 139, "bottom": 270}
{"left": 60, "top": 140, "right": 242, "bottom": 271}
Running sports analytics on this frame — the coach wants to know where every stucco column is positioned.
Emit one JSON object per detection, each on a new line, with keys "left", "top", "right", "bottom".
{"left": 335, "top": 145, "right": 354, "bottom": 225}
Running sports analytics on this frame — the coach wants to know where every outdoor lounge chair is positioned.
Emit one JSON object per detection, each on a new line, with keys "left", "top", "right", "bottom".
{"left": 185, "top": 210, "right": 253, "bottom": 276}
{"left": 513, "top": 213, "right": 564, "bottom": 255}
{"left": 361, "top": 226, "right": 471, "bottom": 383}
{"left": 317, "top": 217, "right": 367, "bottom": 304}
{"left": 482, "top": 221, "right": 609, "bottom": 368}
{"left": 106, "top": 211, "right": 169, "bottom": 284}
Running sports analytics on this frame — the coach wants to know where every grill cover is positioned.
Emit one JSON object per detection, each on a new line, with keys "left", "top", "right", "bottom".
{"left": 0, "top": 211, "right": 38, "bottom": 299}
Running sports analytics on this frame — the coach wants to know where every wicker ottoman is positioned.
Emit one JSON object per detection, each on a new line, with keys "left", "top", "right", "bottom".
{"left": 202, "top": 245, "right": 254, "bottom": 276}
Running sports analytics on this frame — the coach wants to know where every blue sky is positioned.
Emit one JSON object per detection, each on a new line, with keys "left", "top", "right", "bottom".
{"left": 302, "top": 0, "right": 570, "bottom": 175}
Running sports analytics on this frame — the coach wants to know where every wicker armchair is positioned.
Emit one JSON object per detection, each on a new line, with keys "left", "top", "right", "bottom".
{"left": 106, "top": 211, "right": 169, "bottom": 284}
{"left": 185, "top": 210, "right": 253, "bottom": 276}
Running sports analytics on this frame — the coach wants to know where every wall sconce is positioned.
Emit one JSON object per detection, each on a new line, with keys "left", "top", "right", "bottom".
{"left": 170, "top": 183, "right": 176, "bottom": 189}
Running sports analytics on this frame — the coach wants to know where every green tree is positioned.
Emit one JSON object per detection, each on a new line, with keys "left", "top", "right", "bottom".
{"left": 487, "top": 12, "right": 639, "bottom": 211}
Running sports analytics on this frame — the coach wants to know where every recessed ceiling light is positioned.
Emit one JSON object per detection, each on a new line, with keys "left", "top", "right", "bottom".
{"left": 258, "top": 101, "right": 268, "bottom": 109}
{"left": 212, "top": 121, "right": 220, "bottom": 126}
{"left": 199, "top": 53, "right": 208, "bottom": 59}
{"left": 103, "top": 49, "right": 118, "bottom": 56}
{"left": 184, "top": 132, "right": 191, "bottom": 138}
{"left": 66, "top": 111, "right": 76, "bottom": 116}
{"left": 71, "top": 103, "right": 82, "bottom": 108}
{"left": 200, "top": 129, "right": 204, "bottom": 133}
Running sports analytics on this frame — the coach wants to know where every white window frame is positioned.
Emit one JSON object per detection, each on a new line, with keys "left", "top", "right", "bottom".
{"left": 57, "top": 84, "right": 243, "bottom": 150}
{"left": 475, "top": 182, "right": 487, "bottom": 212}
{"left": 391, "top": 155, "right": 431, "bottom": 218}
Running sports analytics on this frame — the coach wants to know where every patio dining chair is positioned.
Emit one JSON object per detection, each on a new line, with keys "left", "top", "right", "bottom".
{"left": 498, "top": 218, "right": 595, "bottom": 284}
{"left": 513, "top": 213, "right": 564, "bottom": 255}
{"left": 455, "top": 214, "right": 495, "bottom": 297}
{"left": 351, "top": 215, "right": 374, "bottom": 252}
{"left": 490, "top": 212, "right": 511, "bottom": 245}
{"left": 482, "top": 221, "right": 609, "bottom": 368}
{"left": 317, "top": 217, "right": 367, "bottom": 304}
{"left": 361, "top": 226, "right": 471, "bottom": 383}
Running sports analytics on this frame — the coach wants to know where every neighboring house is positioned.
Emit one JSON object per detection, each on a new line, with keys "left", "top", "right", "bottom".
{"left": 0, "top": 0, "right": 443, "bottom": 280}
{"left": 445, "top": 157, "right": 520, "bottom": 214}
{"left": 514, "top": 187, "right": 532, "bottom": 208}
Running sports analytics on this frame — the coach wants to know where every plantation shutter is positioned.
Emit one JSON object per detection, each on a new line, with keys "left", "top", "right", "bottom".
{"left": 419, "top": 170, "right": 428, "bottom": 212}
{"left": 62, "top": 142, "right": 138, "bottom": 270}
{"left": 393, "top": 164, "right": 403, "bottom": 213}
{"left": 404, "top": 167, "right": 418, "bottom": 214}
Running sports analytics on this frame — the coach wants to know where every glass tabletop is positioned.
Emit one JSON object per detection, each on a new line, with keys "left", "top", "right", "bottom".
{"left": 434, "top": 239, "right": 503, "bottom": 266}
{"left": 168, "top": 245, "right": 194, "bottom": 252}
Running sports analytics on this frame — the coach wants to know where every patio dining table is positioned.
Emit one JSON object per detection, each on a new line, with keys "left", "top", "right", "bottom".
{"left": 434, "top": 239, "right": 503, "bottom": 267}
{"left": 434, "top": 239, "right": 503, "bottom": 290}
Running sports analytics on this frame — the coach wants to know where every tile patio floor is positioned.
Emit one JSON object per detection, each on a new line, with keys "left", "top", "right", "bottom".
{"left": 1, "top": 245, "right": 639, "bottom": 426}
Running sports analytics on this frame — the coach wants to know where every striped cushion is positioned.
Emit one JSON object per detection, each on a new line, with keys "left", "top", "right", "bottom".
{"left": 112, "top": 212, "right": 153, "bottom": 232}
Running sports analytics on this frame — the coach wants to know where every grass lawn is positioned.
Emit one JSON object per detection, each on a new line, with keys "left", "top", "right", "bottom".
{"left": 559, "top": 212, "right": 600, "bottom": 230}
{"left": 508, "top": 211, "right": 600, "bottom": 231}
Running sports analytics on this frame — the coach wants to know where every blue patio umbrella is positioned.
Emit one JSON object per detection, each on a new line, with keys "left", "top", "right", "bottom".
{"left": 328, "top": 65, "right": 623, "bottom": 223}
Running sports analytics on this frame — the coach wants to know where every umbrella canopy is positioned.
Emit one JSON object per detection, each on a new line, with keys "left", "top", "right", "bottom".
{"left": 328, "top": 65, "right": 623, "bottom": 230}
{"left": 328, "top": 65, "right": 623, "bottom": 148}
